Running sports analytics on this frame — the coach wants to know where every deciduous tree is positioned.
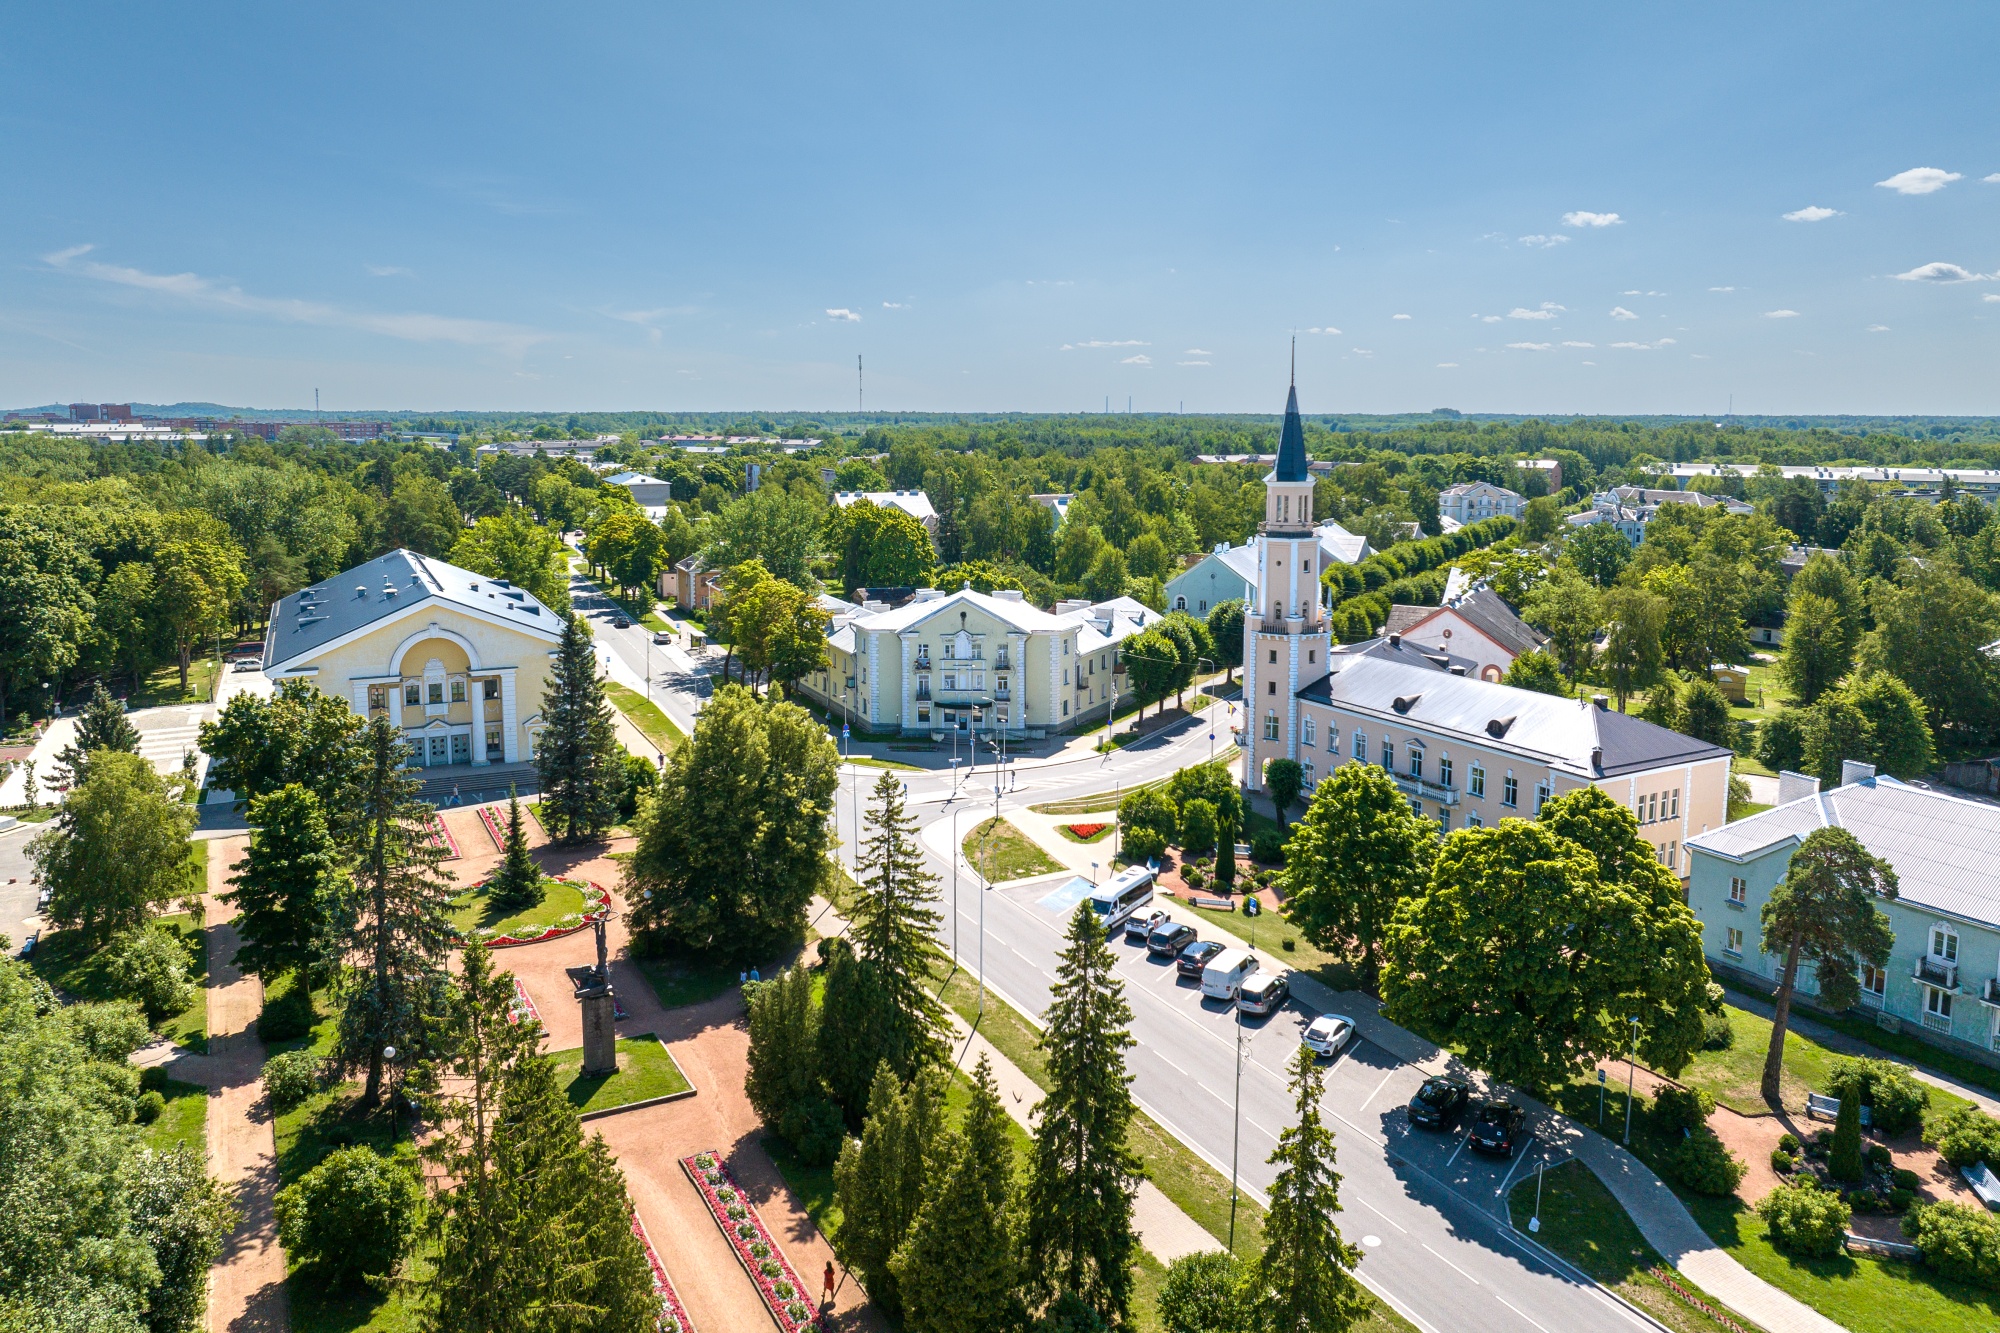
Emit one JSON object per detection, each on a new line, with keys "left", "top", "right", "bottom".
{"left": 0, "top": 507, "right": 96, "bottom": 728}
{"left": 1857, "top": 564, "right": 2000, "bottom": 744}
{"left": 1206, "top": 600, "right": 1245, "bottom": 682}
{"left": 1280, "top": 764, "right": 1433, "bottom": 988}
{"left": 33, "top": 751, "right": 197, "bottom": 947}
{"left": 1521, "top": 568, "right": 1600, "bottom": 681}
{"left": 1263, "top": 758, "right": 1304, "bottom": 830}
{"left": 199, "top": 679, "right": 368, "bottom": 844}
{"left": 1598, "top": 586, "right": 1665, "bottom": 711}
{"left": 1776, "top": 593, "right": 1853, "bottom": 705}
{"left": 1758, "top": 828, "right": 1897, "bottom": 1107}
{"left": 450, "top": 506, "right": 573, "bottom": 614}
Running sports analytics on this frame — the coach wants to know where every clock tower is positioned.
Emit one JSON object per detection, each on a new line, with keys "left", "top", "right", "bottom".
{"left": 1242, "top": 377, "right": 1331, "bottom": 795}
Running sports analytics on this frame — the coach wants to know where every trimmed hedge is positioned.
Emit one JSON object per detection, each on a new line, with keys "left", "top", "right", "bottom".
{"left": 1323, "top": 516, "right": 1517, "bottom": 642}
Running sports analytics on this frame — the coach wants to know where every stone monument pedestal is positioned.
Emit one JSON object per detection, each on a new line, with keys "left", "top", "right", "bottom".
{"left": 566, "top": 966, "right": 619, "bottom": 1077}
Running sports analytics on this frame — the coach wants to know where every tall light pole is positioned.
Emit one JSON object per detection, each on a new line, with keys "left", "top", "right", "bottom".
{"left": 1196, "top": 656, "right": 1217, "bottom": 764}
{"left": 951, "top": 803, "right": 963, "bottom": 955}
{"left": 1625, "top": 1016, "right": 1641, "bottom": 1146}
{"left": 1229, "top": 894, "right": 1264, "bottom": 1253}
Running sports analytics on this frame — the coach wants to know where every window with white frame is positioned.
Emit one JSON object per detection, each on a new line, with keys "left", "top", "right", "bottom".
{"left": 1354, "top": 732, "right": 1367, "bottom": 764}
{"left": 1502, "top": 773, "right": 1518, "bottom": 807}
{"left": 1408, "top": 798, "right": 1422, "bottom": 817}
{"left": 1728, "top": 876, "right": 1747, "bottom": 905}
{"left": 1302, "top": 717, "right": 1316, "bottom": 747}
{"left": 1534, "top": 781, "right": 1550, "bottom": 812}
{"left": 1302, "top": 760, "right": 1315, "bottom": 785}
{"left": 1466, "top": 811, "right": 1483, "bottom": 829}
{"left": 1861, "top": 963, "right": 1886, "bottom": 1002}
{"left": 1669, "top": 790, "right": 1680, "bottom": 819}
{"left": 1725, "top": 927, "right": 1743, "bottom": 955}
{"left": 1926, "top": 985, "right": 1954, "bottom": 1032}
{"left": 1468, "top": 764, "right": 1485, "bottom": 797}
{"left": 1263, "top": 711, "right": 1280, "bottom": 741}
{"left": 1439, "top": 757, "right": 1453, "bottom": 789}
{"left": 1327, "top": 727, "right": 1340, "bottom": 757}
{"left": 1932, "top": 926, "right": 1959, "bottom": 963}
{"left": 1408, "top": 747, "right": 1423, "bottom": 780}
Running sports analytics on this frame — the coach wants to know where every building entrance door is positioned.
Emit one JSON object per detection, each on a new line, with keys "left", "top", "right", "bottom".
{"left": 427, "top": 735, "right": 450, "bottom": 767}
{"left": 451, "top": 733, "right": 471, "bottom": 764}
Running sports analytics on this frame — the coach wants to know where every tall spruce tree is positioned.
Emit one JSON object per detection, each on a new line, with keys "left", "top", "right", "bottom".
{"left": 1242, "top": 1045, "right": 1365, "bottom": 1333}
{"left": 823, "top": 772, "right": 950, "bottom": 1111}
{"left": 1023, "top": 900, "right": 1144, "bottom": 1324}
{"left": 832, "top": 1062, "right": 950, "bottom": 1322}
{"left": 53, "top": 681, "right": 141, "bottom": 788}
{"left": 225, "top": 783, "right": 351, "bottom": 985}
{"left": 486, "top": 790, "right": 544, "bottom": 911}
{"left": 536, "top": 614, "right": 624, "bottom": 842}
{"left": 891, "top": 1054, "right": 1023, "bottom": 1333}
{"left": 336, "top": 715, "right": 458, "bottom": 1106}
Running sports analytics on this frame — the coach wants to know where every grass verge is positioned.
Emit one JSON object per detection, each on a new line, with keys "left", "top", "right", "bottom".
{"left": 1172, "top": 898, "right": 1365, "bottom": 993}
{"left": 447, "top": 877, "right": 588, "bottom": 941}
{"left": 143, "top": 1077, "right": 209, "bottom": 1155}
{"left": 1670, "top": 1001, "right": 1974, "bottom": 1119}
{"left": 1507, "top": 1162, "right": 1760, "bottom": 1333}
{"left": 963, "top": 817, "right": 1064, "bottom": 883}
{"left": 27, "top": 910, "right": 209, "bottom": 1053}
{"left": 128, "top": 656, "right": 221, "bottom": 710}
{"left": 1029, "top": 776, "right": 1169, "bottom": 817}
{"left": 547, "top": 1034, "right": 692, "bottom": 1114}
{"left": 605, "top": 682, "right": 685, "bottom": 754}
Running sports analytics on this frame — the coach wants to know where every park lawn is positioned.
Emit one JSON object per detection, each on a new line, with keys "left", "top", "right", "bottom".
{"left": 27, "top": 910, "right": 209, "bottom": 1053}
{"left": 1666, "top": 1003, "right": 1976, "bottom": 1119}
{"left": 547, "top": 1035, "right": 691, "bottom": 1114}
{"left": 2, "top": 804, "right": 59, "bottom": 823}
{"left": 842, "top": 754, "right": 926, "bottom": 771}
{"left": 1731, "top": 800, "right": 1774, "bottom": 822}
{"left": 963, "top": 817, "right": 1063, "bottom": 883}
{"left": 631, "top": 946, "right": 746, "bottom": 1010}
{"left": 448, "top": 876, "right": 587, "bottom": 940}
{"left": 1507, "top": 1162, "right": 1758, "bottom": 1333}
{"left": 1678, "top": 1189, "right": 2000, "bottom": 1333}
{"left": 1030, "top": 776, "right": 1169, "bottom": 817}
{"left": 605, "top": 682, "right": 684, "bottom": 754}
{"left": 143, "top": 1077, "right": 209, "bottom": 1155}
{"left": 128, "top": 655, "right": 221, "bottom": 709}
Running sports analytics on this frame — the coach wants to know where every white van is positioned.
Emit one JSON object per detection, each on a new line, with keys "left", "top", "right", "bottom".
{"left": 1201, "top": 947, "right": 1259, "bottom": 1001}
{"left": 1090, "top": 865, "right": 1156, "bottom": 935}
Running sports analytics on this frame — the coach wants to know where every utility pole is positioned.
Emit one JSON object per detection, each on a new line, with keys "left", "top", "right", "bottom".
{"left": 858, "top": 355, "right": 864, "bottom": 414}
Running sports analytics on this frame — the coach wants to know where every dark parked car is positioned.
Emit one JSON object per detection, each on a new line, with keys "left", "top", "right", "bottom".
{"left": 611, "top": 615, "right": 632, "bottom": 629}
{"left": 1406, "top": 1076, "right": 1470, "bottom": 1130}
{"left": 1176, "top": 939, "right": 1225, "bottom": 979}
{"left": 1124, "top": 909, "right": 1168, "bottom": 944}
{"left": 1466, "top": 1100, "right": 1528, "bottom": 1156}
{"left": 1147, "top": 920, "right": 1197, "bottom": 958}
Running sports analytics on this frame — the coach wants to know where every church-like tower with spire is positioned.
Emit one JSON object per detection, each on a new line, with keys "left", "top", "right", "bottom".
{"left": 1241, "top": 377, "right": 1331, "bottom": 796}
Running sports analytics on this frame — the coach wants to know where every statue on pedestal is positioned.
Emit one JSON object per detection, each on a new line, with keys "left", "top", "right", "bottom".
{"left": 565, "top": 913, "right": 618, "bottom": 1077}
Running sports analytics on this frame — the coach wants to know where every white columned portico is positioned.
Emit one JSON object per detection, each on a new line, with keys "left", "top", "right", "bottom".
{"left": 500, "top": 669, "right": 519, "bottom": 762}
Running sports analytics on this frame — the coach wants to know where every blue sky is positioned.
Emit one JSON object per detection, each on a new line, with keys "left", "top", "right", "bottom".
{"left": 5, "top": 2, "right": 1997, "bottom": 415}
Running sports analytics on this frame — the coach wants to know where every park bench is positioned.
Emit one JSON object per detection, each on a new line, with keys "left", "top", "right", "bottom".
{"left": 1805, "top": 1092, "right": 1870, "bottom": 1126}
{"left": 1964, "top": 1161, "right": 2000, "bottom": 1211}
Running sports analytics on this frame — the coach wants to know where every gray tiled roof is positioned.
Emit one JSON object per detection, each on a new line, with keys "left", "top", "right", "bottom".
{"left": 1295, "top": 655, "right": 1731, "bottom": 779}
{"left": 264, "top": 549, "right": 562, "bottom": 671}
{"left": 1688, "top": 777, "right": 2000, "bottom": 927}
{"left": 1383, "top": 589, "right": 1545, "bottom": 660}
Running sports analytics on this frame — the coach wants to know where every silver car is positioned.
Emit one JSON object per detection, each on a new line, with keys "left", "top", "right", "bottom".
{"left": 1236, "top": 970, "right": 1290, "bottom": 1017}
{"left": 1302, "top": 1013, "right": 1355, "bottom": 1058}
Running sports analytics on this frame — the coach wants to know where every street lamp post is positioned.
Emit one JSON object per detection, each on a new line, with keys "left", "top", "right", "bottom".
{"left": 1625, "top": 1016, "right": 1641, "bottom": 1146}
{"left": 1229, "top": 893, "right": 1263, "bottom": 1253}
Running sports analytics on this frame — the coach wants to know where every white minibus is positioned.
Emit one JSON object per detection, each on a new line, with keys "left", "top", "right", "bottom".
{"left": 1089, "top": 865, "right": 1156, "bottom": 934}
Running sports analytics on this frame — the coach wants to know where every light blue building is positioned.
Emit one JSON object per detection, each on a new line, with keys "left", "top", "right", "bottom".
{"left": 1165, "top": 521, "right": 1371, "bottom": 618}
{"left": 1686, "top": 767, "right": 2000, "bottom": 1067}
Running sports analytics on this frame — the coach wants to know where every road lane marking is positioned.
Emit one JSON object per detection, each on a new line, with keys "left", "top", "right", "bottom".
{"left": 1351, "top": 1193, "right": 1406, "bottom": 1233}
{"left": 1491, "top": 1292, "right": 1554, "bottom": 1333}
{"left": 1420, "top": 1242, "right": 1480, "bottom": 1286}
{"left": 1329, "top": 1109, "right": 1386, "bottom": 1149}
{"left": 1357, "top": 1066, "right": 1399, "bottom": 1113}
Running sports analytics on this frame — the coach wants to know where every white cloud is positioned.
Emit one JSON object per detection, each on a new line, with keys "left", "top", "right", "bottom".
{"left": 1609, "top": 306, "right": 1639, "bottom": 320}
{"left": 882, "top": 301, "right": 906, "bottom": 309}
{"left": 1868, "top": 324, "right": 1891, "bottom": 332}
{"left": 1518, "top": 234, "right": 1570, "bottom": 248}
{"left": 1782, "top": 206, "right": 1842, "bottom": 222}
{"left": 1988, "top": 174, "right": 2000, "bottom": 184}
{"left": 1709, "top": 286, "right": 1736, "bottom": 292}
{"left": 1657, "top": 337, "right": 1677, "bottom": 345}
{"left": 1061, "top": 339, "right": 1149, "bottom": 350}
{"left": 1876, "top": 167, "right": 1961, "bottom": 195}
{"left": 1177, "top": 360, "right": 1210, "bottom": 366}
{"left": 1561, "top": 341, "right": 1595, "bottom": 348}
{"left": 1437, "top": 362, "right": 1459, "bottom": 368}
{"left": 1121, "top": 354, "right": 1152, "bottom": 366}
{"left": 1620, "top": 290, "right": 1667, "bottom": 297}
{"left": 1562, "top": 211, "right": 1623, "bottom": 228}
{"left": 826, "top": 308, "right": 861, "bottom": 321}
{"left": 1480, "top": 315, "right": 1502, "bottom": 323}
{"left": 1026, "top": 279, "right": 1075, "bottom": 287}
{"left": 1184, "top": 348, "right": 1213, "bottom": 355}
{"left": 1392, "top": 313, "right": 1412, "bottom": 320}
{"left": 43, "top": 244, "right": 544, "bottom": 353}
{"left": 1986, "top": 294, "right": 2000, "bottom": 303}
{"left": 1893, "top": 261, "right": 1991, "bottom": 283}
{"left": 1764, "top": 309, "right": 1800, "bottom": 318}
{"left": 1508, "top": 307, "right": 1558, "bottom": 320}
{"left": 1304, "top": 326, "right": 1341, "bottom": 335}
{"left": 1506, "top": 341, "right": 1553, "bottom": 351}
{"left": 364, "top": 263, "right": 413, "bottom": 277}
{"left": 1609, "top": 341, "right": 1651, "bottom": 350}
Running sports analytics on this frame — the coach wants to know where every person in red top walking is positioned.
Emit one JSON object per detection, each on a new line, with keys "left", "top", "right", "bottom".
{"left": 822, "top": 1261, "right": 837, "bottom": 1313}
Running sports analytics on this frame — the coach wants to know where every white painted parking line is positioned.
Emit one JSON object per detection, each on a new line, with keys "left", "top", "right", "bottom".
{"left": 1493, "top": 1138, "right": 1536, "bottom": 1198}
{"left": 1420, "top": 1242, "right": 1480, "bottom": 1286}
{"left": 1444, "top": 1130, "right": 1472, "bottom": 1167}
{"left": 1357, "top": 1066, "right": 1399, "bottom": 1113}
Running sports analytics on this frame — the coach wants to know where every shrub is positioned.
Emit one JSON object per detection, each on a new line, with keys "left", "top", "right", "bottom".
{"left": 273, "top": 1147, "right": 421, "bottom": 1286}
{"left": 1888, "top": 1188, "right": 1916, "bottom": 1213}
{"left": 1281, "top": 937, "right": 1295, "bottom": 952}
{"left": 1828, "top": 1056, "right": 1931, "bottom": 1136}
{"left": 1700, "top": 1010, "right": 1735, "bottom": 1050}
{"left": 1925, "top": 1106, "right": 2000, "bottom": 1169}
{"left": 1771, "top": 1149, "right": 1794, "bottom": 1173}
{"left": 135, "top": 1089, "right": 165, "bottom": 1124}
{"left": 257, "top": 975, "right": 317, "bottom": 1043}
{"left": 1905, "top": 1201, "right": 2000, "bottom": 1289}
{"left": 263, "top": 1049, "right": 324, "bottom": 1110}
{"left": 104, "top": 924, "right": 196, "bottom": 1025}
{"left": 1778, "top": 1132, "right": 1801, "bottom": 1154}
{"left": 1757, "top": 1179, "right": 1851, "bottom": 1258}
{"left": 1178, "top": 799, "right": 1219, "bottom": 858}
{"left": 1653, "top": 1086, "right": 1716, "bottom": 1134}
{"left": 1250, "top": 829, "right": 1286, "bottom": 865}
{"left": 1157, "top": 1250, "right": 1246, "bottom": 1333}
{"left": 1673, "top": 1127, "right": 1747, "bottom": 1196}
{"left": 1121, "top": 826, "right": 1168, "bottom": 867}
{"left": 1182, "top": 866, "right": 1207, "bottom": 892}
{"left": 1867, "top": 1145, "right": 1893, "bottom": 1172}
{"left": 1894, "top": 1168, "right": 1921, "bottom": 1191}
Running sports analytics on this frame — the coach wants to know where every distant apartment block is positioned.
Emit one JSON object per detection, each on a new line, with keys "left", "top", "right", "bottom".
{"left": 1437, "top": 480, "right": 1524, "bottom": 525}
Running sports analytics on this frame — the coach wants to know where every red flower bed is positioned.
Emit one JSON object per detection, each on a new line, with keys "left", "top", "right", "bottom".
{"left": 476, "top": 803, "right": 508, "bottom": 851}
{"left": 421, "top": 814, "right": 461, "bottom": 860}
{"left": 1066, "top": 822, "right": 1109, "bottom": 840}
{"left": 680, "top": 1152, "right": 818, "bottom": 1333}
{"left": 632, "top": 1211, "right": 696, "bottom": 1333}
{"left": 480, "top": 879, "right": 615, "bottom": 949}
{"left": 507, "top": 977, "right": 541, "bottom": 1027}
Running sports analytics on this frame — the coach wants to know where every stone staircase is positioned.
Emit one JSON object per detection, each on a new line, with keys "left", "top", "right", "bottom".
{"left": 415, "top": 761, "right": 540, "bottom": 806}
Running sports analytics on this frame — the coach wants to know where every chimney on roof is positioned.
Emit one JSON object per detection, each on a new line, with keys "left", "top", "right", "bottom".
{"left": 1590, "top": 746, "right": 1602, "bottom": 771}
{"left": 1777, "top": 770, "right": 1821, "bottom": 804}
{"left": 1591, "top": 694, "right": 1609, "bottom": 710}
{"left": 1388, "top": 633, "right": 1401, "bottom": 648}
{"left": 1449, "top": 665, "right": 1466, "bottom": 676}
{"left": 1840, "top": 760, "right": 1878, "bottom": 787}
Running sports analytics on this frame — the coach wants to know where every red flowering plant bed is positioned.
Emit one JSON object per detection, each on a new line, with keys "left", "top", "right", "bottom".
{"left": 1064, "top": 822, "right": 1111, "bottom": 841}
{"left": 420, "top": 814, "right": 461, "bottom": 860}
{"left": 476, "top": 803, "right": 509, "bottom": 851}
{"left": 631, "top": 1211, "right": 696, "bottom": 1333}
{"left": 507, "top": 977, "right": 541, "bottom": 1027}
{"left": 680, "top": 1151, "right": 819, "bottom": 1333}
{"left": 477, "top": 880, "right": 615, "bottom": 949}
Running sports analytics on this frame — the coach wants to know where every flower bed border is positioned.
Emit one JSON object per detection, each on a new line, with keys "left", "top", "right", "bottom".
{"left": 632, "top": 1210, "right": 696, "bottom": 1333}
{"left": 680, "top": 1151, "right": 818, "bottom": 1333}
{"left": 507, "top": 977, "right": 541, "bottom": 1027}
{"left": 477, "top": 802, "right": 508, "bottom": 851}
{"left": 422, "top": 813, "right": 462, "bottom": 860}
{"left": 477, "top": 879, "right": 614, "bottom": 949}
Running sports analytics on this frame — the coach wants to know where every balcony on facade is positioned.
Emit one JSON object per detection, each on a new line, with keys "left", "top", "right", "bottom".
{"left": 914, "top": 651, "right": 931, "bottom": 671}
{"left": 1258, "top": 607, "right": 1327, "bottom": 636}
{"left": 1915, "top": 956, "right": 1958, "bottom": 990}
{"left": 993, "top": 687, "right": 1010, "bottom": 702}
{"left": 1982, "top": 976, "right": 2000, "bottom": 1006}
{"left": 994, "top": 650, "right": 1010, "bottom": 669}
{"left": 1392, "top": 773, "right": 1459, "bottom": 807}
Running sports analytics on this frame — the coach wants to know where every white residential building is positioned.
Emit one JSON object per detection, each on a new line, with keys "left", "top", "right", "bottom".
{"left": 832, "top": 490, "right": 939, "bottom": 534}
{"left": 1438, "top": 481, "right": 1525, "bottom": 525}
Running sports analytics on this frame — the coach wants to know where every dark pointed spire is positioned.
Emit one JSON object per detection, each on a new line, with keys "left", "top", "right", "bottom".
{"left": 1274, "top": 379, "right": 1309, "bottom": 483}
